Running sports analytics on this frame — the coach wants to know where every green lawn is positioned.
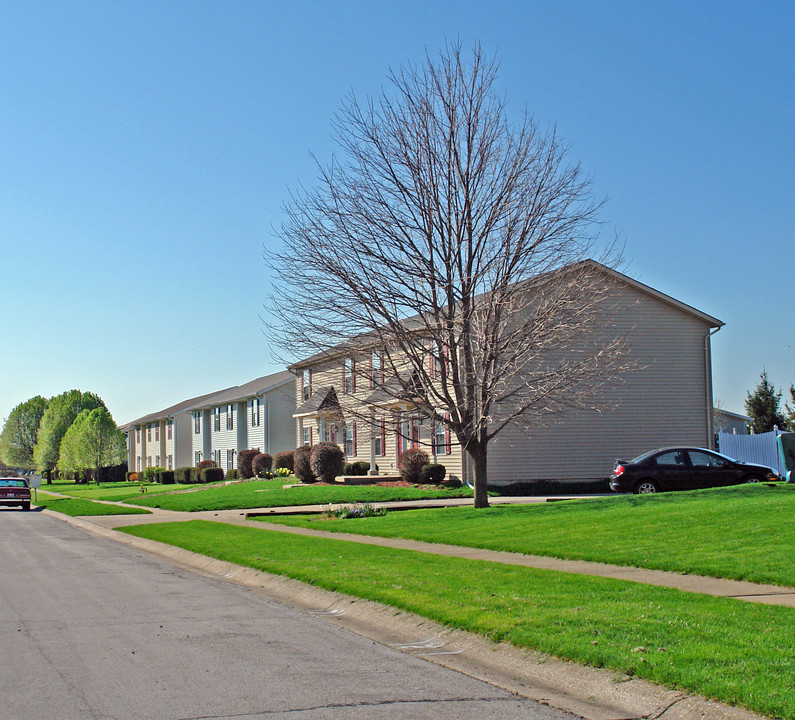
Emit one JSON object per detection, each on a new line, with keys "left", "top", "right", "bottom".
{"left": 121, "top": 478, "right": 472, "bottom": 512}
{"left": 262, "top": 483, "right": 795, "bottom": 587}
{"left": 120, "top": 519, "right": 795, "bottom": 720}
{"left": 35, "top": 494, "right": 152, "bottom": 516}
{"left": 41, "top": 479, "right": 204, "bottom": 502}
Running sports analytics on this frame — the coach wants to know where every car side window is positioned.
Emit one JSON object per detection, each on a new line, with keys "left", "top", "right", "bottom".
{"left": 655, "top": 451, "right": 686, "bottom": 466}
{"left": 688, "top": 451, "right": 723, "bottom": 467}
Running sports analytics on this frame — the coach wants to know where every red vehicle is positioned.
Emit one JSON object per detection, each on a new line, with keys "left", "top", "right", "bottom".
{"left": 0, "top": 477, "right": 31, "bottom": 510}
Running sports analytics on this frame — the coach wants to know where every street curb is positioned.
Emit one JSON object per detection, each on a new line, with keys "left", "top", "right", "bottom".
{"left": 45, "top": 509, "right": 765, "bottom": 720}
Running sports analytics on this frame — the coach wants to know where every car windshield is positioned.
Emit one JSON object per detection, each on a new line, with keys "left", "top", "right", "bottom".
{"left": 0, "top": 479, "right": 27, "bottom": 487}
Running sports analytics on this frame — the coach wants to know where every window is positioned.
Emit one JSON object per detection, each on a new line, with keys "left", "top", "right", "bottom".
{"left": 167, "top": 454, "right": 173, "bottom": 470}
{"left": 194, "top": 413, "right": 201, "bottom": 434}
{"left": 136, "top": 456, "right": 141, "bottom": 471}
{"left": 213, "top": 407, "right": 221, "bottom": 432}
{"left": 432, "top": 414, "right": 451, "bottom": 455}
{"left": 301, "top": 370, "right": 312, "bottom": 401}
{"left": 226, "top": 449, "right": 235, "bottom": 470}
{"left": 656, "top": 451, "right": 686, "bottom": 466}
{"left": 373, "top": 418, "right": 386, "bottom": 456}
{"left": 194, "top": 451, "right": 202, "bottom": 466}
{"left": 166, "top": 420, "right": 173, "bottom": 440}
{"left": 344, "top": 422, "right": 357, "bottom": 456}
{"left": 343, "top": 358, "right": 355, "bottom": 394}
{"left": 411, "top": 419, "right": 420, "bottom": 450}
{"left": 136, "top": 428, "right": 141, "bottom": 444}
{"left": 155, "top": 424, "right": 160, "bottom": 441}
{"left": 370, "top": 350, "right": 384, "bottom": 388}
{"left": 226, "top": 405, "right": 234, "bottom": 430}
{"left": 146, "top": 455, "right": 152, "bottom": 467}
{"left": 155, "top": 454, "right": 160, "bottom": 467}
{"left": 303, "top": 426, "right": 312, "bottom": 447}
{"left": 147, "top": 426, "right": 152, "bottom": 442}
{"left": 251, "top": 398, "right": 260, "bottom": 427}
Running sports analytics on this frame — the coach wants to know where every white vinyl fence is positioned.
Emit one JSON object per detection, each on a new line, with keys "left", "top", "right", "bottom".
{"left": 717, "top": 428, "right": 785, "bottom": 476}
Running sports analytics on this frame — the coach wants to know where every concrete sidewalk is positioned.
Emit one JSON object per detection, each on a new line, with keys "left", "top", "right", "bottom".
{"left": 67, "top": 493, "right": 795, "bottom": 608}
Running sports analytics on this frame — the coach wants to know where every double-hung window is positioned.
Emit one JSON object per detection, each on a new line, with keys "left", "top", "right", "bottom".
{"left": 370, "top": 350, "right": 384, "bottom": 388}
{"left": 226, "top": 405, "right": 234, "bottom": 430}
{"left": 301, "top": 370, "right": 312, "bottom": 401}
{"left": 344, "top": 422, "right": 356, "bottom": 456}
{"left": 251, "top": 399, "right": 260, "bottom": 427}
{"left": 343, "top": 358, "right": 355, "bottom": 394}
{"left": 213, "top": 407, "right": 221, "bottom": 432}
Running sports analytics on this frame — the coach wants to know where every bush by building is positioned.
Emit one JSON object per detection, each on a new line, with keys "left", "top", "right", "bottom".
{"left": 399, "top": 448, "right": 429, "bottom": 484}
{"left": 237, "top": 449, "right": 259, "bottom": 479}
{"left": 419, "top": 463, "right": 446, "bottom": 485}
{"left": 294, "top": 446, "right": 315, "bottom": 483}
{"left": 252, "top": 452, "right": 273, "bottom": 476}
{"left": 199, "top": 467, "right": 224, "bottom": 484}
{"left": 310, "top": 442, "right": 345, "bottom": 483}
{"left": 274, "top": 450, "right": 294, "bottom": 472}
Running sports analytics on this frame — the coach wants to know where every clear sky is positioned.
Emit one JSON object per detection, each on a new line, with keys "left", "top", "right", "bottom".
{"left": 1, "top": 0, "right": 792, "bottom": 426}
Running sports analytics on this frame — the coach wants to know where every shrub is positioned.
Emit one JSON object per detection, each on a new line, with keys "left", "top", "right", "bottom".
{"left": 197, "top": 459, "right": 217, "bottom": 471}
{"left": 156, "top": 470, "right": 175, "bottom": 485}
{"left": 127, "top": 472, "right": 139, "bottom": 482}
{"left": 419, "top": 463, "right": 447, "bottom": 485}
{"left": 226, "top": 468, "right": 239, "bottom": 480}
{"left": 237, "top": 449, "right": 259, "bottom": 479}
{"left": 343, "top": 461, "right": 371, "bottom": 476}
{"left": 310, "top": 442, "right": 345, "bottom": 483}
{"left": 274, "top": 450, "right": 294, "bottom": 472}
{"left": 141, "top": 466, "right": 164, "bottom": 484}
{"left": 322, "top": 503, "right": 387, "bottom": 519}
{"left": 400, "top": 448, "right": 429, "bottom": 484}
{"left": 199, "top": 467, "right": 224, "bottom": 484}
{"left": 252, "top": 452, "right": 273, "bottom": 476}
{"left": 175, "top": 467, "right": 193, "bottom": 484}
{"left": 294, "top": 446, "right": 315, "bottom": 483}
{"left": 441, "top": 476, "right": 463, "bottom": 488}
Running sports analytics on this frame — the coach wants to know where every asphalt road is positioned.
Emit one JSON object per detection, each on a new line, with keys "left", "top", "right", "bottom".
{"left": 0, "top": 509, "right": 580, "bottom": 720}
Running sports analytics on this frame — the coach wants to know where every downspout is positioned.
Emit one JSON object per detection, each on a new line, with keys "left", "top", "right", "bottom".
{"left": 705, "top": 326, "right": 722, "bottom": 449}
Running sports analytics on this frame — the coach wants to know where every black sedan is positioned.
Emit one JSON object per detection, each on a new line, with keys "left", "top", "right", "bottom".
{"left": 609, "top": 447, "right": 780, "bottom": 494}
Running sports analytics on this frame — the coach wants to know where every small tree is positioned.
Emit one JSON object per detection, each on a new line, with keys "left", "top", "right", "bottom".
{"left": 0, "top": 395, "right": 49, "bottom": 469}
{"left": 745, "top": 370, "right": 785, "bottom": 433}
{"left": 58, "top": 407, "right": 126, "bottom": 483}
{"left": 400, "top": 448, "right": 429, "bottom": 484}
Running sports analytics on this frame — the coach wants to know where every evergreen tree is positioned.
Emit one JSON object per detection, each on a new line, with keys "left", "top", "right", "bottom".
{"left": 744, "top": 370, "right": 785, "bottom": 433}
{"left": 784, "top": 385, "right": 795, "bottom": 433}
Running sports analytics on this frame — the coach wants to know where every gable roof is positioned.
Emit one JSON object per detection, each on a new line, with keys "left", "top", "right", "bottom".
{"left": 288, "top": 260, "right": 723, "bottom": 370}
{"left": 121, "top": 388, "right": 231, "bottom": 430}
{"left": 294, "top": 386, "right": 340, "bottom": 417}
{"left": 182, "top": 370, "right": 294, "bottom": 413}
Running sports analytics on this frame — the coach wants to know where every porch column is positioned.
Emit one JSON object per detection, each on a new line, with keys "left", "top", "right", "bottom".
{"left": 368, "top": 410, "right": 378, "bottom": 475}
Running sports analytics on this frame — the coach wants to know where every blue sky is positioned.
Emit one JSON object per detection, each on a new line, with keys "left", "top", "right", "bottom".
{"left": 1, "top": 0, "right": 792, "bottom": 426}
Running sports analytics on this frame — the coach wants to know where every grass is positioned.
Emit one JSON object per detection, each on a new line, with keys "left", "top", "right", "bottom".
{"left": 121, "top": 478, "right": 472, "bottom": 512}
{"left": 261, "top": 483, "right": 795, "bottom": 587}
{"left": 119, "top": 519, "right": 795, "bottom": 720}
{"left": 41, "top": 479, "right": 203, "bottom": 502}
{"left": 34, "top": 493, "right": 152, "bottom": 516}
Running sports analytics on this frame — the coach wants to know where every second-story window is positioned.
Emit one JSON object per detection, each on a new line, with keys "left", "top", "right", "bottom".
{"left": 147, "top": 426, "right": 152, "bottom": 442}
{"left": 226, "top": 405, "right": 234, "bottom": 430}
{"left": 193, "top": 413, "right": 201, "bottom": 434}
{"left": 155, "top": 424, "right": 160, "bottom": 442}
{"left": 213, "top": 407, "right": 221, "bottom": 432}
{"left": 301, "top": 370, "right": 312, "bottom": 401}
{"left": 166, "top": 420, "right": 173, "bottom": 440}
{"left": 136, "top": 427, "right": 141, "bottom": 444}
{"left": 370, "top": 350, "right": 384, "bottom": 388}
{"left": 251, "top": 399, "right": 260, "bottom": 427}
{"left": 343, "top": 358, "right": 355, "bottom": 394}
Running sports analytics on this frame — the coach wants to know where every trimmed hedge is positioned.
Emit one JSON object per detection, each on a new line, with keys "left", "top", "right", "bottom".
{"left": 343, "top": 461, "right": 372, "bottom": 476}
{"left": 175, "top": 467, "right": 193, "bottom": 484}
{"left": 294, "top": 446, "right": 315, "bottom": 483}
{"left": 419, "top": 463, "right": 447, "bottom": 485}
{"left": 156, "top": 470, "right": 175, "bottom": 485}
{"left": 310, "top": 442, "right": 345, "bottom": 484}
{"left": 199, "top": 467, "right": 224, "bottom": 484}
{"left": 274, "top": 450, "right": 294, "bottom": 472}
{"left": 226, "top": 468, "right": 239, "bottom": 480}
{"left": 399, "top": 448, "right": 429, "bottom": 484}
{"left": 252, "top": 452, "right": 272, "bottom": 476}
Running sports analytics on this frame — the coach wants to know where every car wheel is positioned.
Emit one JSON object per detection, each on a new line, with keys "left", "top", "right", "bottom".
{"left": 21, "top": 502, "right": 30, "bottom": 511}
{"left": 745, "top": 475, "right": 763, "bottom": 483}
{"left": 634, "top": 480, "right": 659, "bottom": 494}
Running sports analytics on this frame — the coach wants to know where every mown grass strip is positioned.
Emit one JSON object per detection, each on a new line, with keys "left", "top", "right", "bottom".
{"left": 262, "top": 483, "right": 795, "bottom": 587}
{"left": 122, "top": 478, "right": 472, "bottom": 512}
{"left": 120, "top": 519, "right": 795, "bottom": 719}
{"left": 35, "top": 495, "right": 152, "bottom": 516}
{"left": 46, "top": 480, "right": 203, "bottom": 503}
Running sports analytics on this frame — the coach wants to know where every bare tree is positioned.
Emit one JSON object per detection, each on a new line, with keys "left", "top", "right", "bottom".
{"left": 267, "top": 43, "right": 627, "bottom": 508}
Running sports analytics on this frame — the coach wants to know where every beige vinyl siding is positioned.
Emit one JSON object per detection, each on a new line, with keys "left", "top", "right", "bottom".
{"left": 487, "top": 280, "right": 714, "bottom": 484}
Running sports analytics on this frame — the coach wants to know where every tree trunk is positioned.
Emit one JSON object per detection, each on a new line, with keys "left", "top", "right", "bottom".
{"left": 469, "top": 442, "right": 490, "bottom": 509}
